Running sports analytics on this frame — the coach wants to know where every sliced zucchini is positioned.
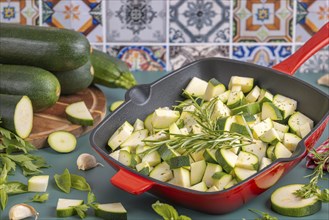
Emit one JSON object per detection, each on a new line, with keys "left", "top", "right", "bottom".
{"left": 109, "top": 150, "right": 120, "bottom": 161}
{"left": 217, "top": 116, "right": 236, "bottom": 131}
{"left": 168, "top": 155, "right": 190, "bottom": 169}
{"left": 231, "top": 102, "right": 260, "bottom": 116}
{"left": 135, "top": 161, "right": 152, "bottom": 176}
{"left": 259, "top": 157, "right": 272, "bottom": 170}
{"left": 158, "top": 145, "right": 180, "bottom": 161}
{"left": 273, "top": 94, "right": 297, "bottom": 119}
{"left": 207, "top": 185, "right": 219, "bottom": 192}
{"left": 143, "top": 131, "right": 168, "bottom": 145}
{"left": 241, "top": 140, "right": 267, "bottom": 161}
{"left": 273, "top": 121, "right": 289, "bottom": 133}
{"left": 288, "top": 112, "right": 314, "bottom": 137}
{"left": 299, "top": 123, "right": 311, "bottom": 138}
{"left": 271, "top": 184, "right": 321, "bottom": 217}
{"left": 210, "top": 99, "right": 231, "bottom": 120}
{"left": 172, "top": 168, "right": 190, "bottom": 188}
{"left": 218, "top": 90, "right": 230, "bottom": 103}
{"left": 273, "top": 142, "right": 292, "bottom": 160}
{"left": 48, "top": 131, "right": 77, "bottom": 153}
{"left": 191, "top": 124, "right": 203, "bottom": 134}
{"left": 231, "top": 85, "right": 242, "bottom": 92}
{"left": 234, "top": 167, "right": 257, "bottom": 182}
{"left": 203, "top": 78, "right": 226, "bottom": 101}
{"left": 259, "top": 128, "right": 281, "bottom": 145}
{"left": 252, "top": 118, "right": 273, "bottom": 139}
{"left": 245, "top": 85, "right": 261, "bottom": 103}
{"left": 95, "top": 203, "right": 127, "bottom": 220}
{"left": 133, "top": 118, "right": 144, "bottom": 131}
{"left": 224, "top": 178, "right": 238, "bottom": 189}
{"left": 56, "top": 198, "right": 84, "bottom": 217}
{"left": 203, "top": 149, "right": 218, "bottom": 164}
{"left": 227, "top": 91, "right": 245, "bottom": 109}
{"left": 229, "top": 146, "right": 241, "bottom": 155}
{"left": 190, "top": 150, "right": 205, "bottom": 162}
{"left": 235, "top": 151, "right": 259, "bottom": 170}
{"left": 189, "top": 181, "right": 207, "bottom": 192}
{"left": 65, "top": 101, "right": 94, "bottom": 126}
{"left": 230, "top": 123, "right": 251, "bottom": 138}
{"left": 151, "top": 108, "right": 180, "bottom": 129}
{"left": 257, "top": 89, "right": 273, "bottom": 105}
{"left": 144, "top": 113, "right": 154, "bottom": 132}
{"left": 190, "top": 160, "right": 207, "bottom": 185}
{"left": 120, "top": 129, "right": 149, "bottom": 149}
{"left": 202, "top": 163, "right": 222, "bottom": 187}
{"left": 183, "top": 77, "right": 208, "bottom": 98}
{"left": 110, "top": 100, "right": 124, "bottom": 112}
{"left": 179, "top": 111, "right": 197, "bottom": 132}
{"left": 261, "top": 102, "right": 283, "bottom": 121}
{"left": 169, "top": 122, "right": 181, "bottom": 140}
{"left": 212, "top": 172, "right": 233, "bottom": 190}
{"left": 149, "top": 162, "right": 173, "bottom": 182}
{"left": 228, "top": 76, "right": 254, "bottom": 93}
{"left": 283, "top": 133, "right": 301, "bottom": 152}
{"left": 108, "top": 121, "right": 134, "bottom": 151}
{"left": 216, "top": 149, "right": 238, "bottom": 173}
{"left": 28, "top": 175, "right": 49, "bottom": 192}
{"left": 118, "top": 150, "right": 133, "bottom": 167}
{"left": 141, "top": 151, "right": 161, "bottom": 167}
{"left": 266, "top": 145, "right": 275, "bottom": 160}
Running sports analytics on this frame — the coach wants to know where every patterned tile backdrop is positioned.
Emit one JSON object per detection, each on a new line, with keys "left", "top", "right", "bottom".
{"left": 1, "top": 0, "right": 328, "bottom": 73}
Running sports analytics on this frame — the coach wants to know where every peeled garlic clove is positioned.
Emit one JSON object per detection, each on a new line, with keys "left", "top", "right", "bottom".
{"left": 317, "top": 74, "right": 329, "bottom": 87}
{"left": 9, "top": 204, "right": 39, "bottom": 220}
{"left": 77, "top": 153, "right": 103, "bottom": 170}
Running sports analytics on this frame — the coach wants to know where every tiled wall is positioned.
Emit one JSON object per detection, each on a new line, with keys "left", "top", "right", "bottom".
{"left": 1, "top": 0, "right": 328, "bottom": 73}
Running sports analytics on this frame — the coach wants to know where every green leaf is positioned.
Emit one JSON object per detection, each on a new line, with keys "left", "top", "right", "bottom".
{"left": 87, "top": 191, "right": 96, "bottom": 204}
{"left": 0, "top": 188, "right": 7, "bottom": 210}
{"left": 6, "top": 154, "right": 33, "bottom": 163}
{"left": 31, "top": 193, "right": 49, "bottom": 203}
{"left": 71, "top": 174, "right": 91, "bottom": 192}
{"left": 54, "top": 169, "right": 71, "bottom": 193}
{"left": 5, "top": 181, "right": 28, "bottom": 195}
{"left": 0, "top": 127, "right": 12, "bottom": 139}
{"left": 72, "top": 204, "right": 89, "bottom": 219}
{"left": 152, "top": 201, "right": 179, "bottom": 220}
{"left": 178, "top": 215, "right": 192, "bottom": 220}
{"left": 249, "top": 209, "right": 278, "bottom": 220}
{"left": 318, "top": 189, "right": 329, "bottom": 202}
{"left": 0, "top": 164, "right": 8, "bottom": 184}
{"left": 0, "top": 155, "right": 16, "bottom": 173}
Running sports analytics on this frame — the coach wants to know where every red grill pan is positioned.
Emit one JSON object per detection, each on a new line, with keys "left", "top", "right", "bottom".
{"left": 90, "top": 23, "right": 329, "bottom": 214}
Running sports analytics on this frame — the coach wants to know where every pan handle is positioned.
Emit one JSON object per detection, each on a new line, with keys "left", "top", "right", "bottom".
{"left": 272, "top": 22, "right": 329, "bottom": 75}
{"left": 111, "top": 169, "right": 154, "bottom": 195}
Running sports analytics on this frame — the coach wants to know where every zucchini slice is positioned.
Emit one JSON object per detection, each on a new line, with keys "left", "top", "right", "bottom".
{"left": 234, "top": 167, "right": 257, "bottom": 182}
{"left": 245, "top": 85, "right": 261, "bottom": 103}
{"left": 133, "top": 118, "right": 144, "bottom": 131}
{"left": 189, "top": 181, "right": 207, "bottom": 192}
{"left": 190, "top": 160, "right": 207, "bottom": 185}
{"left": 65, "top": 101, "right": 94, "bottom": 126}
{"left": 120, "top": 129, "right": 149, "bottom": 149}
{"left": 183, "top": 77, "right": 208, "bottom": 98}
{"left": 172, "top": 167, "right": 191, "bottom": 188}
{"left": 203, "top": 78, "right": 226, "bottom": 101}
{"left": 212, "top": 171, "right": 233, "bottom": 190}
{"left": 210, "top": 99, "right": 231, "bottom": 120}
{"left": 288, "top": 112, "right": 314, "bottom": 137}
{"left": 48, "top": 131, "right": 77, "bottom": 153}
{"left": 273, "top": 94, "right": 297, "bottom": 119}
{"left": 56, "top": 198, "right": 84, "bottom": 217}
{"left": 168, "top": 155, "right": 190, "bottom": 169}
{"left": 202, "top": 163, "right": 222, "bottom": 187}
{"left": 228, "top": 76, "right": 254, "bottom": 93}
{"left": 149, "top": 162, "right": 173, "bottom": 182}
{"left": 216, "top": 149, "right": 238, "bottom": 173}
{"left": 271, "top": 184, "right": 321, "bottom": 217}
{"left": 235, "top": 151, "right": 259, "bottom": 170}
{"left": 227, "top": 91, "right": 245, "bottom": 109}
{"left": 28, "top": 175, "right": 49, "bottom": 192}
{"left": 110, "top": 100, "right": 124, "bottom": 112}
{"left": 95, "top": 203, "right": 127, "bottom": 220}
{"left": 273, "top": 142, "right": 292, "bottom": 160}
{"left": 261, "top": 102, "right": 283, "bottom": 121}
{"left": 107, "top": 121, "right": 134, "bottom": 151}
{"left": 151, "top": 108, "right": 180, "bottom": 129}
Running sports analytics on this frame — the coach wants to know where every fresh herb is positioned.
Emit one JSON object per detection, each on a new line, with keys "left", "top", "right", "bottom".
{"left": 0, "top": 126, "right": 49, "bottom": 176}
{"left": 72, "top": 204, "right": 89, "bottom": 219}
{"left": 293, "top": 144, "right": 329, "bottom": 202}
{"left": 54, "top": 169, "right": 91, "bottom": 193}
{"left": 31, "top": 193, "right": 49, "bottom": 203}
{"left": 143, "top": 93, "right": 253, "bottom": 155}
{"left": 249, "top": 209, "right": 278, "bottom": 220}
{"left": 152, "top": 201, "right": 191, "bottom": 220}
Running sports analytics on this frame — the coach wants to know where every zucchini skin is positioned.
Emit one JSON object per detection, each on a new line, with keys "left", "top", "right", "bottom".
{"left": 0, "top": 23, "right": 90, "bottom": 71}
{"left": 91, "top": 50, "right": 137, "bottom": 89}
{"left": 0, "top": 64, "right": 61, "bottom": 112}
{"left": 53, "top": 60, "right": 94, "bottom": 95}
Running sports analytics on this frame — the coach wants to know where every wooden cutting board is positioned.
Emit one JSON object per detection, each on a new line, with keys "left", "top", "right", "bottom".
{"left": 26, "top": 86, "right": 107, "bottom": 148}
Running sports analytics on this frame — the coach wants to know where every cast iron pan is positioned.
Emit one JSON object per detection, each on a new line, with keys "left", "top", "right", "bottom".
{"left": 90, "top": 23, "right": 329, "bottom": 214}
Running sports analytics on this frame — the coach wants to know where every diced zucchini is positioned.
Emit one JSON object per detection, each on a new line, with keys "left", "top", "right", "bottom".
{"left": 218, "top": 90, "right": 230, "bottom": 103}
{"left": 109, "top": 150, "right": 120, "bottom": 161}
{"left": 172, "top": 168, "right": 190, "bottom": 188}
{"left": 266, "top": 145, "right": 275, "bottom": 160}
{"left": 28, "top": 175, "right": 49, "bottom": 192}
{"left": 288, "top": 112, "right": 314, "bottom": 137}
{"left": 149, "top": 162, "right": 173, "bottom": 182}
{"left": 257, "top": 89, "right": 273, "bottom": 104}
{"left": 273, "top": 142, "right": 292, "bottom": 160}
{"left": 136, "top": 161, "right": 152, "bottom": 175}
{"left": 207, "top": 185, "right": 219, "bottom": 192}
{"left": 283, "top": 133, "right": 301, "bottom": 152}
{"left": 118, "top": 150, "right": 133, "bottom": 167}
{"left": 299, "top": 123, "right": 311, "bottom": 138}
{"left": 216, "top": 149, "right": 238, "bottom": 173}
{"left": 189, "top": 181, "right": 207, "bottom": 192}
{"left": 224, "top": 178, "right": 238, "bottom": 189}
{"left": 151, "top": 108, "right": 180, "bottom": 129}
{"left": 229, "top": 146, "right": 241, "bottom": 155}
{"left": 120, "top": 129, "right": 149, "bottom": 149}
{"left": 230, "top": 123, "right": 252, "bottom": 138}
{"left": 235, "top": 151, "right": 259, "bottom": 170}
{"left": 231, "top": 85, "right": 242, "bottom": 92}
{"left": 227, "top": 91, "right": 245, "bottom": 109}
{"left": 203, "top": 149, "right": 218, "bottom": 164}
{"left": 245, "top": 85, "right": 261, "bottom": 103}
{"left": 212, "top": 172, "right": 233, "bottom": 190}
{"left": 261, "top": 102, "right": 283, "bottom": 121}
{"left": 133, "top": 118, "right": 144, "bottom": 131}
{"left": 179, "top": 111, "right": 197, "bottom": 132}
{"left": 217, "top": 116, "right": 236, "bottom": 131}
{"left": 184, "top": 77, "right": 208, "bottom": 98}
{"left": 191, "top": 124, "right": 203, "bottom": 134}
{"left": 180, "top": 128, "right": 189, "bottom": 135}
{"left": 259, "top": 128, "right": 281, "bottom": 145}
{"left": 252, "top": 118, "right": 273, "bottom": 139}
{"left": 241, "top": 140, "right": 267, "bottom": 161}
{"left": 273, "top": 94, "right": 297, "bottom": 119}
{"left": 231, "top": 102, "right": 260, "bottom": 116}
{"left": 136, "top": 145, "right": 151, "bottom": 155}
{"left": 190, "top": 160, "right": 207, "bottom": 185}
{"left": 95, "top": 203, "right": 127, "bottom": 220}
{"left": 65, "top": 101, "right": 94, "bottom": 126}
{"left": 110, "top": 100, "right": 124, "bottom": 112}
{"left": 234, "top": 167, "right": 257, "bottom": 182}
{"left": 228, "top": 76, "right": 254, "bottom": 93}
{"left": 259, "top": 157, "right": 272, "bottom": 170}
{"left": 142, "top": 151, "right": 161, "bottom": 167}
{"left": 108, "top": 121, "right": 134, "bottom": 151}
{"left": 210, "top": 99, "right": 231, "bottom": 120}
{"left": 158, "top": 145, "right": 180, "bottom": 161}
{"left": 143, "top": 131, "right": 168, "bottom": 145}
{"left": 144, "top": 113, "right": 154, "bottom": 132}
{"left": 168, "top": 155, "right": 190, "bottom": 169}
{"left": 190, "top": 150, "right": 205, "bottom": 162}
{"left": 169, "top": 123, "right": 181, "bottom": 140}
{"left": 56, "top": 198, "right": 84, "bottom": 217}
{"left": 273, "top": 121, "right": 289, "bottom": 133}
{"left": 203, "top": 78, "right": 226, "bottom": 101}
{"left": 202, "top": 163, "right": 222, "bottom": 187}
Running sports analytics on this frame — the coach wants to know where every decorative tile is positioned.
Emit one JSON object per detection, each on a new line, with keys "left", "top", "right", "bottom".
{"left": 106, "top": 0, "right": 166, "bottom": 43}
{"left": 91, "top": 44, "right": 104, "bottom": 52}
{"left": 233, "top": 0, "right": 293, "bottom": 42}
{"left": 107, "top": 46, "right": 166, "bottom": 71}
{"left": 296, "top": 0, "right": 329, "bottom": 42}
{"left": 169, "top": 46, "right": 229, "bottom": 70}
{"left": 169, "top": 0, "right": 230, "bottom": 43}
{"left": 42, "top": 0, "right": 103, "bottom": 43}
{"left": 0, "top": 0, "right": 39, "bottom": 25}
{"left": 232, "top": 45, "right": 292, "bottom": 68}
{"left": 296, "top": 46, "right": 329, "bottom": 74}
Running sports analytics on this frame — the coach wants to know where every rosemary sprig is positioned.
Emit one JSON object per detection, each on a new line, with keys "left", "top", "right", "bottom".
{"left": 248, "top": 209, "right": 278, "bottom": 220}
{"left": 293, "top": 143, "right": 329, "bottom": 202}
{"left": 143, "top": 92, "right": 253, "bottom": 155}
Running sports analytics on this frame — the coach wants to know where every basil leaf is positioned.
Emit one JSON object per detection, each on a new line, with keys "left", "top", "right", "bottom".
{"left": 72, "top": 204, "right": 89, "bottom": 219}
{"left": 178, "top": 216, "right": 192, "bottom": 220}
{"left": 0, "top": 155, "right": 16, "bottom": 173}
{"left": 152, "top": 201, "right": 179, "bottom": 220}
{"left": 5, "top": 181, "right": 28, "bottom": 195}
{"left": 87, "top": 191, "right": 96, "bottom": 204}
{"left": 71, "top": 174, "right": 91, "bottom": 191}
{"left": 0, "top": 188, "right": 7, "bottom": 210}
{"left": 32, "top": 193, "right": 49, "bottom": 203}
{"left": 54, "top": 169, "right": 71, "bottom": 193}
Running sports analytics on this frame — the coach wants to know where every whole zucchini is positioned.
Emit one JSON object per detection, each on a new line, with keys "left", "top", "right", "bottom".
{"left": 53, "top": 60, "right": 94, "bottom": 95}
{"left": 0, "top": 23, "right": 90, "bottom": 72}
{"left": 91, "top": 50, "right": 137, "bottom": 89}
{"left": 0, "top": 64, "right": 61, "bottom": 112}
{"left": 0, "top": 94, "right": 33, "bottom": 139}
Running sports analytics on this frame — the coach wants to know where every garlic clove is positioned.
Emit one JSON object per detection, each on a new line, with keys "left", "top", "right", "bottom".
{"left": 77, "top": 153, "right": 103, "bottom": 170}
{"left": 317, "top": 74, "right": 329, "bottom": 87}
{"left": 9, "top": 203, "right": 39, "bottom": 220}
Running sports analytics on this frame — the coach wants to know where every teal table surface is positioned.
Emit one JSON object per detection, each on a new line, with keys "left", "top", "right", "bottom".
{"left": 1, "top": 71, "right": 328, "bottom": 220}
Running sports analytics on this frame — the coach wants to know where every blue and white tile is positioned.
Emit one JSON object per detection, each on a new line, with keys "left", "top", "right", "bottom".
{"left": 232, "top": 45, "right": 292, "bottom": 68}
{"left": 169, "top": 0, "right": 230, "bottom": 43}
{"left": 106, "top": 0, "right": 166, "bottom": 43}
{"left": 296, "top": 46, "right": 329, "bottom": 74}
{"left": 0, "top": 0, "right": 39, "bottom": 25}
